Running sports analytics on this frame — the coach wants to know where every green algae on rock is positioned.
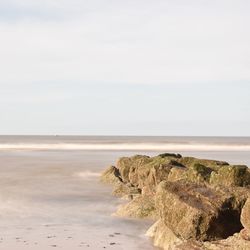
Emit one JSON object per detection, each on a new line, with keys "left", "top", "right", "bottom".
{"left": 210, "top": 165, "right": 250, "bottom": 187}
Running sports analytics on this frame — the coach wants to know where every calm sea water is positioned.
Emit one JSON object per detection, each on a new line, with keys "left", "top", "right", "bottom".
{"left": 0, "top": 136, "right": 249, "bottom": 249}
{"left": 0, "top": 136, "right": 250, "bottom": 151}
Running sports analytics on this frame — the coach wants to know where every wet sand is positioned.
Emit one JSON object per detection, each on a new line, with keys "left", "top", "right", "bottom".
{"left": 0, "top": 150, "right": 157, "bottom": 250}
{"left": 0, "top": 224, "right": 154, "bottom": 249}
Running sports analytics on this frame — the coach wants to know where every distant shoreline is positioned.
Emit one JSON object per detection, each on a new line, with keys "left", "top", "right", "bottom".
{"left": 0, "top": 136, "right": 249, "bottom": 151}
{"left": 0, "top": 142, "right": 249, "bottom": 151}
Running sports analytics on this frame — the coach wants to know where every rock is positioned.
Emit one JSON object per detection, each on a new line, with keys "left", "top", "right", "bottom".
{"left": 241, "top": 198, "right": 250, "bottom": 234}
{"left": 185, "top": 163, "right": 212, "bottom": 183}
{"left": 210, "top": 165, "right": 250, "bottom": 187}
{"left": 112, "top": 182, "right": 141, "bottom": 198}
{"left": 156, "top": 180, "right": 246, "bottom": 241}
{"left": 146, "top": 220, "right": 183, "bottom": 249}
{"left": 100, "top": 153, "right": 250, "bottom": 250}
{"left": 167, "top": 167, "right": 186, "bottom": 182}
{"left": 100, "top": 165, "right": 122, "bottom": 185}
{"left": 147, "top": 222, "right": 250, "bottom": 250}
{"left": 115, "top": 194, "right": 157, "bottom": 219}
{"left": 203, "top": 232, "right": 250, "bottom": 250}
{"left": 117, "top": 155, "right": 186, "bottom": 192}
{"left": 117, "top": 155, "right": 151, "bottom": 183}
{"left": 147, "top": 220, "right": 206, "bottom": 250}
{"left": 178, "top": 157, "right": 229, "bottom": 171}
{"left": 167, "top": 164, "right": 210, "bottom": 184}
{"left": 158, "top": 153, "right": 182, "bottom": 159}
{"left": 240, "top": 229, "right": 250, "bottom": 241}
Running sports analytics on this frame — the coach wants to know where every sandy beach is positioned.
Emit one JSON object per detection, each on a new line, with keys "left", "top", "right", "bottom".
{"left": 0, "top": 223, "right": 155, "bottom": 249}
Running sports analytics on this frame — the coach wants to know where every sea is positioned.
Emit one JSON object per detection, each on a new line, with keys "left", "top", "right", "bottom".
{"left": 0, "top": 136, "right": 249, "bottom": 250}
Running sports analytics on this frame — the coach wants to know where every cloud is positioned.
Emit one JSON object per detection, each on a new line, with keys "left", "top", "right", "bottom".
{"left": 0, "top": 1, "right": 249, "bottom": 135}
{"left": 0, "top": 0, "right": 249, "bottom": 85}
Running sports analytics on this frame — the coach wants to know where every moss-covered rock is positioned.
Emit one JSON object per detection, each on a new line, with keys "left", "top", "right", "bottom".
{"left": 117, "top": 155, "right": 151, "bottom": 184}
{"left": 210, "top": 165, "right": 250, "bottom": 187}
{"left": 158, "top": 153, "right": 182, "bottom": 159}
{"left": 117, "top": 155, "right": 179, "bottom": 191}
{"left": 156, "top": 180, "right": 246, "bottom": 241}
{"left": 178, "top": 157, "right": 229, "bottom": 171}
{"left": 168, "top": 163, "right": 213, "bottom": 184}
{"left": 100, "top": 153, "right": 250, "bottom": 250}
{"left": 112, "top": 182, "right": 141, "bottom": 198}
{"left": 100, "top": 165, "right": 122, "bottom": 185}
{"left": 115, "top": 194, "right": 157, "bottom": 219}
{"left": 167, "top": 167, "right": 187, "bottom": 182}
{"left": 185, "top": 163, "right": 213, "bottom": 183}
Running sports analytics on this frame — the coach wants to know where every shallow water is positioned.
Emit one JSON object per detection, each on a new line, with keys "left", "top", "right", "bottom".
{"left": 0, "top": 150, "right": 157, "bottom": 250}
{"left": 0, "top": 136, "right": 249, "bottom": 249}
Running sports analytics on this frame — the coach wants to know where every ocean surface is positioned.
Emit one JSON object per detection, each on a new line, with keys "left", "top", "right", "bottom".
{"left": 0, "top": 136, "right": 249, "bottom": 250}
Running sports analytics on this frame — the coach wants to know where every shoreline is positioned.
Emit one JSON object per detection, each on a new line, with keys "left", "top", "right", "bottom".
{"left": 0, "top": 142, "right": 250, "bottom": 151}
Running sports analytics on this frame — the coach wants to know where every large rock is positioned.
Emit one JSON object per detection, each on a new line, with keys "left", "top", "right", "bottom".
{"left": 117, "top": 155, "right": 183, "bottom": 192}
{"left": 115, "top": 154, "right": 250, "bottom": 190}
{"left": 100, "top": 153, "right": 250, "bottom": 249}
{"left": 156, "top": 180, "right": 247, "bottom": 241}
{"left": 116, "top": 155, "right": 151, "bottom": 184}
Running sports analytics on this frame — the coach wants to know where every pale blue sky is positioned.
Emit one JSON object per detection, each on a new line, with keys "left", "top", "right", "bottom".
{"left": 0, "top": 0, "right": 249, "bottom": 135}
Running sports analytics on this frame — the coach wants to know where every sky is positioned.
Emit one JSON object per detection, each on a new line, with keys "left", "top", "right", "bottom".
{"left": 0, "top": 0, "right": 249, "bottom": 136}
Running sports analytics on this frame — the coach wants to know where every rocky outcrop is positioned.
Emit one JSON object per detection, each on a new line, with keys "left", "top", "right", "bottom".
{"left": 101, "top": 153, "right": 250, "bottom": 249}
{"left": 241, "top": 198, "right": 250, "bottom": 241}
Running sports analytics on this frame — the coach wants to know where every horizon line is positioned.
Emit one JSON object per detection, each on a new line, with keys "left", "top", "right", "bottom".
{"left": 0, "top": 134, "right": 249, "bottom": 138}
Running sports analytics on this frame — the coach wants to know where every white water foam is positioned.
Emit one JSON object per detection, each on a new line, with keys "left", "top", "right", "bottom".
{"left": 75, "top": 171, "right": 101, "bottom": 179}
{"left": 0, "top": 143, "right": 249, "bottom": 151}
